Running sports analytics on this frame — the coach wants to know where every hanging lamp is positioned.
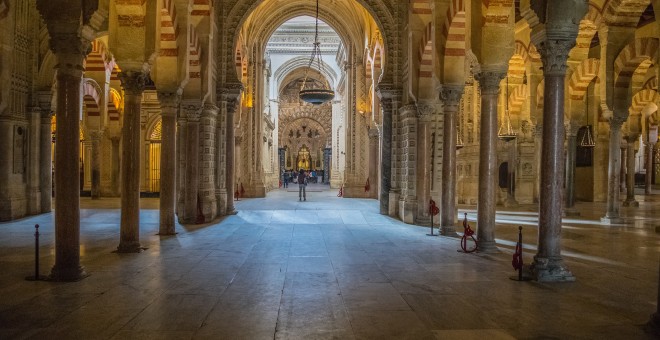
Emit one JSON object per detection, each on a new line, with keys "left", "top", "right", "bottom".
{"left": 579, "top": 93, "right": 596, "bottom": 148}
{"left": 498, "top": 76, "right": 517, "bottom": 141}
{"left": 299, "top": 0, "right": 335, "bottom": 105}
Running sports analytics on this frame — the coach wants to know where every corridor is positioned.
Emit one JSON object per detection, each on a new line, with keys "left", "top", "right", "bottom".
{"left": 0, "top": 185, "right": 658, "bottom": 339}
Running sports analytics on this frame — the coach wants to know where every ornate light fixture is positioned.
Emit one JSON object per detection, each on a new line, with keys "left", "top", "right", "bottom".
{"left": 498, "top": 75, "right": 517, "bottom": 141}
{"left": 580, "top": 92, "right": 596, "bottom": 148}
{"left": 299, "top": 0, "right": 335, "bottom": 105}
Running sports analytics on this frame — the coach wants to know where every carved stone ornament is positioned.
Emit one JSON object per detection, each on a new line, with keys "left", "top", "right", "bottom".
{"left": 537, "top": 39, "right": 575, "bottom": 76}
{"left": 118, "top": 71, "right": 147, "bottom": 96}
{"left": 440, "top": 85, "right": 464, "bottom": 111}
{"left": 476, "top": 71, "right": 506, "bottom": 96}
{"left": 182, "top": 103, "right": 202, "bottom": 122}
{"left": 157, "top": 92, "right": 181, "bottom": 115}
{"left": 610, "top": 115, "right": 627, "bottom": 129}
{"left": 416, "top": 103, "right": 435, "bottom": 122}
{"left": 50, "top": 33, "right": 91, "bottom": 77}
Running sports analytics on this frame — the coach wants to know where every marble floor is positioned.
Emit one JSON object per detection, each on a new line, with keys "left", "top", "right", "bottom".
{"left": 0, "top": 184, "right": 659, "bottom": 339}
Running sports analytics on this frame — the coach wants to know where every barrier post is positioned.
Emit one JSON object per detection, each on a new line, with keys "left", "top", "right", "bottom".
{"left": 25, "top": 224, "right": 42, "bottom": 281}
{"left": 510, "top": 226, "right": 531, "bottom": 281}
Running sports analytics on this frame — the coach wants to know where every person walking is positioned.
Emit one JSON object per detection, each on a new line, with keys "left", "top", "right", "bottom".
{"left": 298, "top": 169, "right": 307, "bottom": 201}
{"left": 282, "top": 170, "right": 289, "bottom": 188}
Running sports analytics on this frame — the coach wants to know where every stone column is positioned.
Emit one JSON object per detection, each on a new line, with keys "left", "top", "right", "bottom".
{"left": 565, "top": 124, "right": 579, "bottom": 215}
{"left": 646, "top": 142, "right": 654, "bottom": 194}
{"left": 225, "top": 98, "right": 238, "bottom": 215}
{"left": 377, "top": 95, "right": 393, "bottom": 215}
{"left": 440, "top": 85, "right": 463, "bottom": 235}
{"left": 602, "top": 117, "right": 625, "bottom": 224}
{"left": 369, "top": 127, "right": 380, "bottom": 200}
{"left": 117, "top": 71, "right": 147, "bottom": 253}
{"left": 48, "top": 33, "right": 89, "bottom": 281}
{"left": 27, "top": 108, "right": 42, "bottom": 214}
{"left": 110, "top": 135, "right": 120, "bottom": 196}
{"left": 39, "top": 110, "right": 52, "bottom": 213}
{"left": 176, "top": 116, "right": 187, "bottom": 217}
{"left": 416, "top": 104, "right": 434, "bottom": 224}
{"left": 531, "top": 38, "right": 576, "bottom": 282}
{"left": 182, "top": 102, "right": 201, "bottom": 223}
{"left": 89, "top": 131, "right": 101, "bottom": 199}
{"left": 623, "top": 137, "right": 639, "bottom": 207}
{"left": 476, "top": 70, "right": 505, "bottom": 253}
{"left": 534, "top": 124, "right": 543, "bottom": 202}
{"left": 620, "top": 145, "right": 627, "bottom": 194}
{"left": 157, "top": 91, "right": 179, "bottom": 235}
{"left": 504, "top": 139, "right": 519, "bottom": 207}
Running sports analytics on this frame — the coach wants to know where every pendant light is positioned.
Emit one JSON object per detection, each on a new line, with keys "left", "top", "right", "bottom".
{"left": 299, "top": 0, "right": 335, "bottom": 105}
{"left": 498, "top": 76, "right": 517, "bottom": 141}
{"left": 579, "top": 93, "right": 596, "bottom": 148}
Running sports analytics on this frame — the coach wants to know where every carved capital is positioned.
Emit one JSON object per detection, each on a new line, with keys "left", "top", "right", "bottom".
{"left": 440, "top": 85, "right": 464, "bottom": 111}
{"left": 369, "top": 127, "right": 380, "bottom": 140}
{"left": 119, "top": 71, "right": 147, "bottom": 96}
{"left": 610, "top": 116, "right": 627, "bottom": 129}
{"left": 50, "top": 33, "right": 90, "bottom": 77}
{"left": 226, "top": 98, "right": 239, "bottom": 116}
{"left": 181, "top": 102, "right": 202, "bottom": 121}
{"left": 202, "top": 103, "right": 219, "bottom": 117}
{"left": 416, "top": 103, "right": 436, "bottom": 122}
{"left": 218, "top": 83, "right": 243, "bottom": 101}
{"left": 157, "top": 92, "right": 180, "bottom": 117}
{"left": 537, "top": 39, "right": 575, "bottom": 76}
{"left": 476, "top": 71, "right": 506, "bottom": 95}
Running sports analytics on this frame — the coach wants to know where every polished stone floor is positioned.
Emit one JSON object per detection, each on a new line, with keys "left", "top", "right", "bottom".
{"left": 1, "top": 184, "right": 659, "bottom": 339}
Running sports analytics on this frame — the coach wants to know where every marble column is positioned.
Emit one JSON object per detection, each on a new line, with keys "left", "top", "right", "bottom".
{"left": 623, "top": 137, "right": 639, "bottom": 207}
{"left": 646, "top": 142, "right": 654, "bottom": 195}
{"left": 27, "top": 108, "right": 42, "bottom": 214}
{"left": 176, "top": 117, "right": 187, "bottom": 218}
{"left": 90, "top": 131, "right": 101, "bottom": 200}
{"left": 531, "top": 39, "right": 576, "bottom": 282}
{"left": 183, "top": 103, "right": 201, "bottom": 223}
{"left": 476, "top": 70, "right": 505, "bottom": 253}
{"left": 226, "top": 98, "right": 238, "bottom": 215}
{"left": 440, "top": 86, "right": 463, "bottom": 236}
{"left": 117, "top": 71, "right": 146, "bottom": 253}
{"left": 110, "top": 135, "right": 120, "bottom": 196}
{"left": 39, "top": 110, "right": 52, "bottom": 213}
{"left": 416, "top": 104, "right": 434, "bottom": 225}
{"left": 157, "top": 92, "right": 179, "bottom": 235}
{"left": 620, "top": 146, "right": 627, "bottom": 194}
{"left": 602, "top": 117, "right": 626, "bottom": 224}
{"left": 504, "top": 139, "right": 519, "bottom": 207}
{"left": 378, "top": 96, "right": 393, "bottom": 215}
{"left": 369, "top": 127, "right": 380, "bottom": 200}
{"left": 565, "top": 124, "right": 579, "bottom": 215}
{"left": 49, "top": 35, "right": 88, "bottom": 281}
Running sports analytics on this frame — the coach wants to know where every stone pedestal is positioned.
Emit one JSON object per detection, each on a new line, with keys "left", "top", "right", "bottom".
{"left": 117, "top": 71, "right": 146, "bottom": 253}
{"left": 476, "top": 70, "right": 505, "bottom": 253}
{"left": 440, "top": 86, "right": 463, "bottom": 236}
{"left": 623, "top": 138, "right": 639, "bottom": 207}
{"left": 602, "top": 117, "right": 625, "bottom": 225}
{"left": 157, "top": 92, "right": 179, "bottom": 235}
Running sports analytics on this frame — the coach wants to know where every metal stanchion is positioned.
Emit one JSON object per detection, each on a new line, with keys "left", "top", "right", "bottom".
{"left": 25, "top": 224, "right": 44, "bottom": 281}
{"left": 510, "top": 226, "right": 531, "bottom": 281}
{"left": 427, "top": 199, "right": 439, "bottom": 236}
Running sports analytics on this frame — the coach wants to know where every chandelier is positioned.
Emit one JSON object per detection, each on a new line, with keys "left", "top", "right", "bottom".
{"left": 579, "top": 92, "right": 596, "bottom": 148}
{"left": 299, "top": 0, "right": 335, "bottom": 105}
{"left": 498, "top": 75, "right": 517, "bottom": 141}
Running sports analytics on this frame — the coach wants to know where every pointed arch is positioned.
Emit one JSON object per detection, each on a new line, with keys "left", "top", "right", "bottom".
{"left": 569, "top": 58, "right": 601, "bottom": 100}
{"left": 614, "top": 38, "right": 659, "bottom": 89}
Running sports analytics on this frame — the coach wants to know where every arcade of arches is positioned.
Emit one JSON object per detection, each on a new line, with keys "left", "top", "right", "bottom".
{"left": 1, "top": 0, "right": 660, "bottom": 335}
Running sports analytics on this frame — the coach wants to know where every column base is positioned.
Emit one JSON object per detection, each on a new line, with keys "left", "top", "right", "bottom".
{"left": 622, "top": 199, "right": 639, "bottom": 207}
{"left": 530, "top": 256, "right": 575, "bottom": 282}
{"left": 49, "top": 264, "right": 88, "bottom": 282}
{"left": 600, "top": 216, "right": 625, "bottom": 225}
{"left": 646, "top": 313, "right": 660, "bottom": 336}
{"left": 387, "top": 192, "right": 400, "bottom": 217}
{"left": 441, "top": 225, "right": 459, "bottom": 237}
{"left": 398, "top": 198, "right": 417, "bottom": 224}
{"left": 476, "top": 240, "right": 498, "bottom": 253}
{"left": 115, "top": 241, "right": 145, "bottom": 253}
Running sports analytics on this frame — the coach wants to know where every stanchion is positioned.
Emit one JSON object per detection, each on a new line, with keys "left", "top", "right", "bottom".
{"left": 427, "top": 199, "right": 439, "bottom": 236}
{"left": 510, "top": 226, "right": 531, "bottom": 281}
{"left": 25, "top": 224, "right": 44, "bottom": 281}
{"left": 458, "top": 213, "right": 477, "bottom": 253}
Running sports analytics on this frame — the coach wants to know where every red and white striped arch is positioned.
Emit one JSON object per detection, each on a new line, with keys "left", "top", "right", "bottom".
{"left": 108, "top": 88, "right": 122, "bottom": 122}
{"left": 569, "top": 58, "right": 600, "bottom": 100}
{"left": 82, "top": 79, "right": 101, "bottom": 117}
{"left": 603, "top": 0, "right": 651, "bottom": 27}
{"left": 440, "top": 0, "right": 465, "bottom": 59}
{"left": 508, "top": 84, "right": 528, "bottom": 115}
{"left": 418, "top": 22, "right": 433, "bottom": 79}
{"left": 614, "top": 38, "right": 659, "bottom": 89}
{"left": 192, "top": 0, "right": 211, "bottom": 16}
{"left": 631, "top": 89, "right": 659, "bottom": 114}
{"left": 160, "top": 0, "right": 178, "bottom": 57}
{"left": 85, "top": 39, "right": 110, "bottom": 73}
{"left": 189, "top": 25, "right": 201, "bottom": 79}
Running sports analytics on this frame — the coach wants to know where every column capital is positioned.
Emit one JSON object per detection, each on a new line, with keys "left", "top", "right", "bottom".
{"left": 50, "top": 32, "right": 91, "bottom": 78}
{"left": 202, "top": 103, "right": 219, "bottom": 117}
{"left": 610, "top": 116, "right": 626, "bottom": 129}
{"left": 369, "top": 127, "right": 380, "bottom": 140}
{"left": 218, "top": 83, "right": 243, "bottom": 101}
{"left": 182, "top": 102, "right": 202, "bottom": 121}
{"left": 476, "top": 71, "right": 506, "bottom": 95}
{"left": 440, "top": 85, "right": 464, "bottom": 112}
{"left": 226, "top": 98, "right": 240, "bottom": 115}
{"left": 536, "top": 39, "right": 576, "bottom": 76}
{"left": 416, "top": 102, "right": 436, "bottom": 122}
{"left": 118, "top": 71, "right": 148, "bottom": 96}
{"left": 157, "top": 91, "right": 181, "bottom": 116}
